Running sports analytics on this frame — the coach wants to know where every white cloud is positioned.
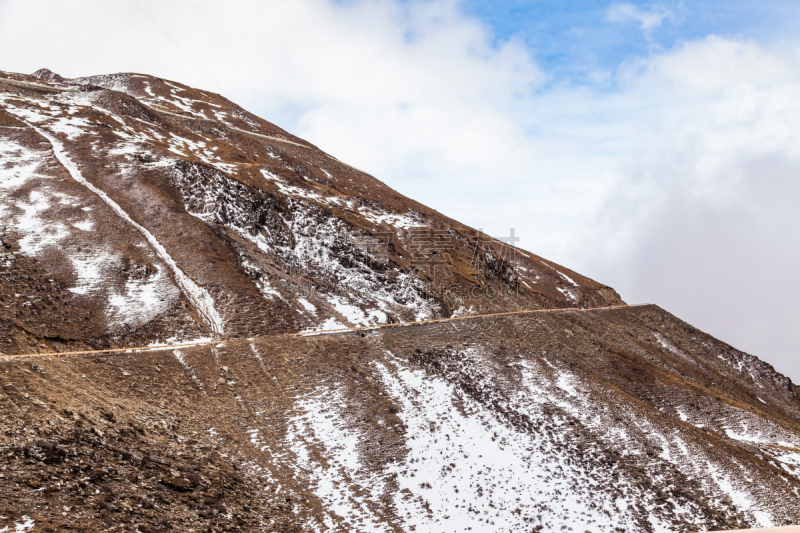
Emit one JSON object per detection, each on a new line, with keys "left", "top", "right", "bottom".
{"left": 0, "top": 1, "right": 798, "bottom": 381}
{"left": 607, "top": 3, "right": 672, "bottom": 34}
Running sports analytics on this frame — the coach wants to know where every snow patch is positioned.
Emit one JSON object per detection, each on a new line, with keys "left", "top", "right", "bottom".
{"left": 557, "top": 270, "right": 580, "bottom": 287}
{"left": 372, "top": 358, "right": 664, "bottom": 533}
{"left": 106, "top": 265, "right": 176, "bottom": 329}
{"left": 326, "top": 294, "right": 387, "bottom": 326}
{"left": 286, "top": 389, "right": 387, "bottom": 531}
{"left": 320, "top": 317, "right": 346, "bottom": 331}
{"left": 13, "top": 190, "right": 71, "bottom": 255}
{"left": 298, "top": 298, "right": 316, "bottom": 314}
{"left": 72, "top": 220, "right": 94, "bottom": 231}
{"left": 66, "top": 252, "right": 110, "bottom": 295}
{"left": 556, "top": 286, "right": 578, "bottom": 303}
{"left": 0, "top": 516, "right": 35, "bottom": 533}
{"left": 358, "top": 207, "right": 424, "bottom": 230}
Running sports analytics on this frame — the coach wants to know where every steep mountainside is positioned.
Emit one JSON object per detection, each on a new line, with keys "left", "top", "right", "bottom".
{"left": 1, "top": 69, "right": 799, "bottom": 533}
{"left": 0, "top": 68, "right": 620, "bottom": 354}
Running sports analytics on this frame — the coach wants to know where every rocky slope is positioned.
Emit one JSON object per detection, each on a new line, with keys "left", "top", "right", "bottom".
{"left": 0, "top": 68, "right": 620, "bottom": 355}
{"left": 0, "top": 69, "right": 799, "bottom": 532}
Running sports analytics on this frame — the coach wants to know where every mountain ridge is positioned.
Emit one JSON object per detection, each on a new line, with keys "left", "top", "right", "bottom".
{"left": 0, "top": 67, "right": 623, "bottom": 354}
{"left": 0, "top": 68, "right": 798, "bottom": 532}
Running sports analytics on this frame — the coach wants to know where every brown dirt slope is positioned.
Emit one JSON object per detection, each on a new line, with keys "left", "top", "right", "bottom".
{"left": 1, "top": 306, "right": 799, "bottom": 532}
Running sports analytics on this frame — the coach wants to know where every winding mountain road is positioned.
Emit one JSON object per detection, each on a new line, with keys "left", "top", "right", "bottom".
{"left": 0, "top": 303, "right": 649, "bottom": 361}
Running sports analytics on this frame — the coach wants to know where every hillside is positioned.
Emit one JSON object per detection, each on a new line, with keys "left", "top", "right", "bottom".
{"left": 0, "top": 68, "right": 621, "bottom": 354}
{"left": 0, "top": 69, "right": 798, "bottom": 532}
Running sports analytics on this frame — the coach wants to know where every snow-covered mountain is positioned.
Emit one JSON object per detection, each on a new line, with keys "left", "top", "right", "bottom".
{"left": 0, "top": 69, "right": 798, "bottom": 532}
{"left": 0, "top": 68, "right": 621, "bottom": 353}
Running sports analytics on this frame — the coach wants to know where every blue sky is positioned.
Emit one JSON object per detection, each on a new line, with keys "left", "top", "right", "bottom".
{"left": 461, "top": 0, "right": 800, "bottom": 86}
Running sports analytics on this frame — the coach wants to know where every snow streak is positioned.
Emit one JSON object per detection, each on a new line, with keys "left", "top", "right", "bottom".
{"left": 27, "top": 123, "right": 225, "bottom": 335}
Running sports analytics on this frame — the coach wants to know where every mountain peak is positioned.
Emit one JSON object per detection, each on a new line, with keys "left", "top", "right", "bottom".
{"left": 0, "top": 68, "right": 622, "bottom": 350}
{"left": 31, "top": 67, "right": 64, "bottom": 82}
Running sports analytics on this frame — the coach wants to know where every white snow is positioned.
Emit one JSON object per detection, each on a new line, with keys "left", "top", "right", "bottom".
{"left": 0, "top": 139, "right": 73, "bottom": 254}
{"left": 702, "top": 459, "right": 774, "bottom": 528}
{"left": 286, "top": 389, "right": 388, "bottom": 532}
{"left": 72, "top": 220, "right": 94, "bottom": 231}
{"left": 0, "top": 120, "right": 178, "bottom": 329}
{"left": 239, "top": 194, "right": 437, "bottom": 324}
{"left": 372, "top": 358, "right": 663, "bottom": 533}
{"left": 298, "top": 298, "right": 317, "bottom": 314}
{"left": 326, "top": 294, "right": 387, "bottom": 326}
{"left": 0, "top": 138, "right": 45, "bottom": 191}
{"left": 0, "top": 516, "right": 35, "bottom": 533}
{"left": 47, "top": 115, "right": 92, "bottom": 140}
{"left": 275, "top": 348, "right": 718, "bottom": 532}
{"left": 164, "top": 132, "right": 238, "bottom": 174}
{"left": 0, "top": 93, "right": 92, "bottom": 140}
{"left": 65, "top": 252, "right": 109, "bottom": 295}
{"left": 556, "top": 286, "right": 579, "bottom": 303}
{"left": 254, "top": 278, "right": 281, "bottom": 300}
{"left": 24, "top": 123, "right": 225, "bottom": 335}
{"left": 320, "top": 317, "right": 347, "bottom": 331}
{"left": 241, "top": 261, "right": 281, "bottom": 300}
{"left": 0, "top": 139, "right": 76, "bottom": 256}
{"left": 776, "top": 451, "right": 800, "bottom": 472}
{"left": 384, "top": 347, "right": 778, "bottom": 531}
{"left": 358, "top": 207, "right": 424, "bottom": 230}
{"left": 106, "top": 265, "right": 176, "bottom": 328}
{"left": 260, "top": 169, "right": 332, "bottom": 203}
{"left": 449, "top": 305, "right": 474, "bottom": 318}
{"left": 13, "top": 190, "right": 72, "bottom": 255}
{"left": 556, "top": 270, "right": 580, "bottom": 287}
{"left": 654, "top": 332, "right": 695, "bottom": 363}
{"left": 555, "top": 371, "right": 578, "bottom": 396}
